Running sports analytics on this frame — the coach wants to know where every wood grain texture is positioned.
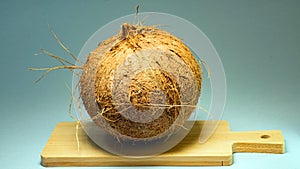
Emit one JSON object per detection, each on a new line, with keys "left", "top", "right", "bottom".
{"left": 41, "top": 121, "right": 284, "bottom": 166}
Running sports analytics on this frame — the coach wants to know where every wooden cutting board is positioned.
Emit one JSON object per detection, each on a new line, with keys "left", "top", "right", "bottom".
{"left": 41, "top": 121, "right": 284, "bottom": 166}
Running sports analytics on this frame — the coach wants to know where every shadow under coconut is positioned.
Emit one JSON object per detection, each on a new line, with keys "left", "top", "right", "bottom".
{"left": 81, "top": 120, "right": 200, "bottom": 157}
{"left": 166, "top": 121, "right": 202, "bottom": 153}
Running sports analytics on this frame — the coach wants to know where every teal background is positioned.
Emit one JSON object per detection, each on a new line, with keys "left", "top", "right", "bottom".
{"left": 0, "top": 0, "right": 299, "bottom": 168}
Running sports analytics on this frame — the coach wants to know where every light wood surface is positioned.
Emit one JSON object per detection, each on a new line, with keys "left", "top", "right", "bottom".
{"left": 41, "top": 121, "right": 284, "bottom": 166}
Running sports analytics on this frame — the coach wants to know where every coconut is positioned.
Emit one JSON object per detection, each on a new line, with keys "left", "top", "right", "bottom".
{"left": 79, "top": 23, "right": 202, "bottom": 141}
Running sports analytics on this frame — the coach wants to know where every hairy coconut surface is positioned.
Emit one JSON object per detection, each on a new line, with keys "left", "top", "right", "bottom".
{"left": 79, "top": 23, "right": 202, "bottom": 141}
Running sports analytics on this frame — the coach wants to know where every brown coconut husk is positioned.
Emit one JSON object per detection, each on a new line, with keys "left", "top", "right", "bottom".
{"left": 79, "top": 23, "right": 202, "bottom": 141}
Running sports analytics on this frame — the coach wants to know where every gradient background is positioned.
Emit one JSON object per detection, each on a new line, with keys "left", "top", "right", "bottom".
{"left": 0, "top": 0, "right": 299, "bottom": 169}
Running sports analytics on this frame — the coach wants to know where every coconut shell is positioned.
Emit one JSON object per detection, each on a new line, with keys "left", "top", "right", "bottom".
{"left": 79, "top": 23, "right": 202, "bottom": 141}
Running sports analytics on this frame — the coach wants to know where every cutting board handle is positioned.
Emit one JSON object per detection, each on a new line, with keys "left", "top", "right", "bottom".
{"left": 230, "top": 130, "right": 285, "bottom": 154}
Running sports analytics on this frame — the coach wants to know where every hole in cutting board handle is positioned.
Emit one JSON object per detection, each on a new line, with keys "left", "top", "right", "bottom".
{"left": 260, "top": 134, "right": 271, "bottom": 139}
